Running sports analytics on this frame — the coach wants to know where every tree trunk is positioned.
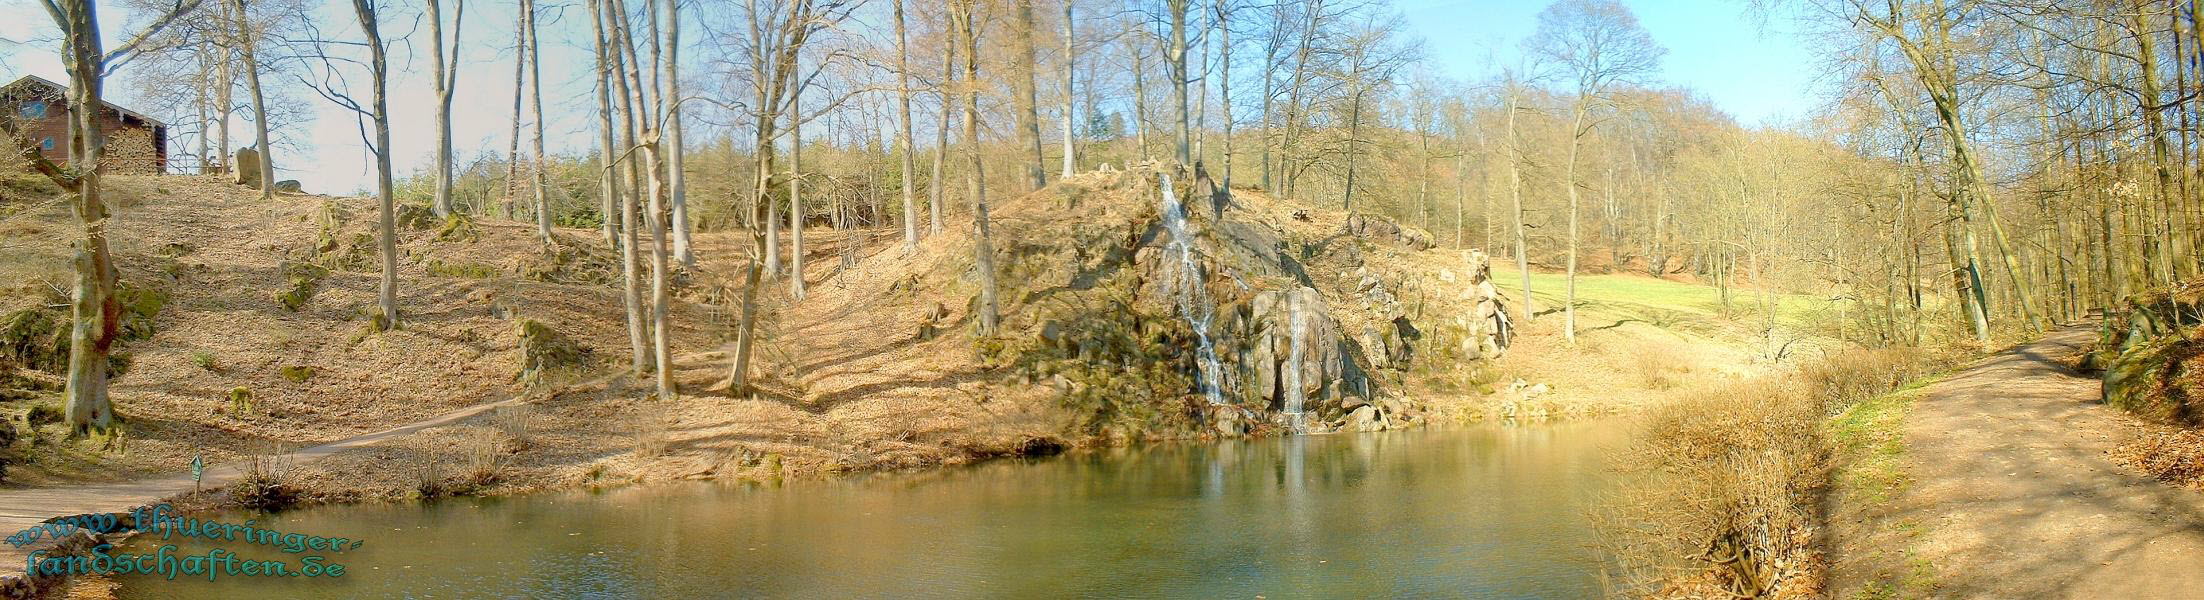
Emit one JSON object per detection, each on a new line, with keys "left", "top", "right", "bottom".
{"left": 53, "top": 0, "right": 118, "bottom": 434}
{"left": 930, "top": 24, "right": 952, "bottom": 237}
{"left": 231, "top": 0, "right": 274, "bottom": 202}
{"left": 607, "top": 0, "right": 652, "bottom": 373}
{"left": 1130, "top": 29, "right": 1149, "bottom": 160}
{"left": 355, "top": 0, "right": 399, "bottom": 334}
{"left": 506, "top": 4, "right": 528, "bottom": 222}
{"left": 426, "top": 0, "right": 460, "bottom": 216}
{"left": 589, "top": 0, "right": 645, "bottom": 374}
{"left": 957, "top": 2, "right": 999, "bottom": 335}
{"left": 1505, "top": 86, "right": 1533, "bottom": 323}
{"left": 665, "top": 0, "right": 693, "bottom": 268}
{"left": 1214, "top": 0, "right": 1232, "bottom": 190}
{"left": 1168, "top": 0, "right": 1191, "bottom": 166}
{"left": 1060, "top": 0, "right": 1076, "bottom": 178}
{"left": 1017, "top": 0, "right": 1045, "bottom": 189}
{"left": 895, "top": 0, "right": 919, "bottom": 249}
{"left": 789, "top": 81, "right": 806, "bottom": 301}
{"left": 524, "top": 0, "right": 553, "bottom": 243}
{"left": 1563, "top": 103, "right": 1583, "bottom": 345}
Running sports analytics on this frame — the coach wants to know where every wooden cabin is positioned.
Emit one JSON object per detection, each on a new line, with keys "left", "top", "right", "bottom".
{"left": 1, "top": 75, "right": 170, "bottom": 175}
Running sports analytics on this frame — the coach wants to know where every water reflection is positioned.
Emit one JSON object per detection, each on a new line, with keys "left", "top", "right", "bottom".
{"left": 116, "top": 420, "right": 1625, "bottom": 599}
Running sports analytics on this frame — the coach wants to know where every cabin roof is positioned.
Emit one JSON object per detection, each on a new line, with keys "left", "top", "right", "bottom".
{"left": 1, "top": 74, "right": 169, "bottom": 128}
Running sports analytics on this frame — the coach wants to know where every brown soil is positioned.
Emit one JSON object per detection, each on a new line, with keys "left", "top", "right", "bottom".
{"left": 1827, "top": 325, "right": 2204, "bottom": 598}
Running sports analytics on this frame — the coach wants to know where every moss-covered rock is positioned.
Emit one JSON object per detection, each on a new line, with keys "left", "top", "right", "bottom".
{"left": 2103, "top": 334, "right": 2204, "bottom": 427}
{"left": 515, "top": 319, "right": 591, "bottom": 384}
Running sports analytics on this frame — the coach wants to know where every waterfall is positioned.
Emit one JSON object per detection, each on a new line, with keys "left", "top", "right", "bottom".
{"left": 1284, "top": 291, "right": 1306, "bottom": 432}
{"left": 1159, "top": 173, "right": 1227, "bottom": 405}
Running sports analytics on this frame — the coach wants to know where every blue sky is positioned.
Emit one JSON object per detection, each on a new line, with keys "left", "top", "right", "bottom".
{"left": 1398, "top": 0, "right": 1825, "bottom": 126}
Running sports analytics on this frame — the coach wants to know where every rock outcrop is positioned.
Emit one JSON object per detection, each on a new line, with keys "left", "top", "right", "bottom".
{"left": 1242, "top": 286, "right": 1359, "bottom": 417}
{"left": 1454, "top": 250, "right": 1510, "bottom": 360}
{"left": 1341, "top": 213, "right": 1436, "bottom": 250}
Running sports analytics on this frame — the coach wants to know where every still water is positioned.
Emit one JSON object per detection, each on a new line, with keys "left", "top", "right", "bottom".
{"left": 116, "top": 420, "right": 1625, "bottom": 599}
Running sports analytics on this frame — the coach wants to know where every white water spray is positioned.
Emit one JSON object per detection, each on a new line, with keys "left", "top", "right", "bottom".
{"left": 1159, "top": 173, "right": 1227, "bottom": 405}
{"left": 1284, "top": 292, "right": 1307, "bottom": 432}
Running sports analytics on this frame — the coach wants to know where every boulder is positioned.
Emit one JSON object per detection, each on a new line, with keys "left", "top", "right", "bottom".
{"left": 1349, "top": 405, "right": 1383, "bottom": 432}
{"left": 1361, "top": 323, "right": 1393, "bottom": 370}
{"left": 232, "top": 146, "right": 262, "bottom": 188}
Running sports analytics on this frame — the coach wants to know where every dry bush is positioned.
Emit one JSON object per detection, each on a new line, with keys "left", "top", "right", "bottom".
{"left": 492, "top": 403, "right": 533, "bottom": 450}
{"left": 1600, "top": 344, "right": 1957, "bottom": 598}
{"left": 230, "top": 445, "right": 299, "bottom": 511}
{"left": 459, "top": 427, "right": 503, "bottom": 486}
{"left": 409, "top": 444, "right": 447, "bottom": 499}
{"left": 1798, "top": 346, "right": 1953, "bottom": 411}
{"left": 1598, "top": 378, "right": 1827, "bottom": 599}
{"left": 632, "top": 407, "right": 668, "bottom": 458}
{"left": 1633, "top": 339, "right": 1693, "bottom": 391}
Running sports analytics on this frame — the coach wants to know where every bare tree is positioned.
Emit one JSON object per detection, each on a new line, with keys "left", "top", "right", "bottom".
{"left": 895, "top": 0, "right": 919, "bottom": 249}
{"left": 226, "top": 0, "right": 274, "bottom": 200}
{"left": 12, "top": 0, "right": 202, "bottom": 433}
{"left": 504, "top": 4, "right": 526, "bottom": 221}
{"left": 425, "top": 0, "right": 463, "bottom": 216}
{"left": 953, "top": 0, "right": 1000, "bottom": 335}
{"left": 726, "top": 0, "right": 857, "bottom": 394}
{"left": 1017, "top": 0, "right": 1045, "bottom": 188}
{"left": 930, "top": 15, "right": 953, "bottom": 237}
{"left": 1060, "top": 0, "right": 1076, "bottom": 178}
{"left": 524, "top": 0, "right": 552, "bottom": 243}
{"left": 587, "top": 0, "right": 647, "bottom": 372}
{"left": 666, "top": 0, "right": 694, "bottom": 268}
{"left": 1525, "top": 0, "right": 1664, "bottom": 345}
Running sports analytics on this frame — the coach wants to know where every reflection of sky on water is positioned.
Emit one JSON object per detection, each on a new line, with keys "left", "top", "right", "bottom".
{"left": 118, "top": 421, "right": 1625, "bottom": 599}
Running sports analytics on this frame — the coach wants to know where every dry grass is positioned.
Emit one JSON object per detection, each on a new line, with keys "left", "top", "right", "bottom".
{"left": 1599, "top": 343, "right": 1961, "bottom": 599}
{"left": 1599, "top": 377, "right": 1829, "bottom": 599}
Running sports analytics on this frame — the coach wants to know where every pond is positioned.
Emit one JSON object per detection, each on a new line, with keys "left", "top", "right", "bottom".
{"left": 114, "top": 419, "right": 1627, "bottom": 598}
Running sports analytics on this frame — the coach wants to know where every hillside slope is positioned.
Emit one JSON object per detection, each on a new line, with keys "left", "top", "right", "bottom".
{"left": 0, "top": 168, "right": 1809, "bottom": 505}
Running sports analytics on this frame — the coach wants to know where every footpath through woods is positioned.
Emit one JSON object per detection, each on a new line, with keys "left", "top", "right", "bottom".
{"left": 1830, "top": 325, "right": 2204, "bottom": 598}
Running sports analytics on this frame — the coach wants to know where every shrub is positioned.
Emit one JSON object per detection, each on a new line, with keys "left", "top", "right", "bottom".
{"left": 189, "top": 350, "right": 219, "bottom": 371}
{"left": 226, "top": 386, "right": 253, "bottom": 416}
{"left": 229, "top": 450, "right": 297, "bottom": 511}
{"left": 492, "top": 403, "right": 532, "bottom": 450}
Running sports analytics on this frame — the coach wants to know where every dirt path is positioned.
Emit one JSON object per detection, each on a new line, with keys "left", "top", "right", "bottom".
{"left": 1830, "top": 325, "right": 2204, "bottom": 598}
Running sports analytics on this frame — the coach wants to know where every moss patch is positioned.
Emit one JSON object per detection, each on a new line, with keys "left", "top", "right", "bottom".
{"left": 1830, "top": 389, "right": 1919, "bottom": 505}
{"left": 515, "top": 319, "right": 590, "bottom": 384}
{"left": 425, "top": 259, "right": 499, "bottom": 279}
{"left": 278, "top": 365, "right": 316, "bottom": 383}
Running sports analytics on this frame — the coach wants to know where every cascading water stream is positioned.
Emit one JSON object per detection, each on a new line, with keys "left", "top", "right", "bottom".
{"left": 1159, "top": 173, "right": 1227, "bottom": 406}
{"left": 1284, "top": 293, "right": 1306, "bottom": 432}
